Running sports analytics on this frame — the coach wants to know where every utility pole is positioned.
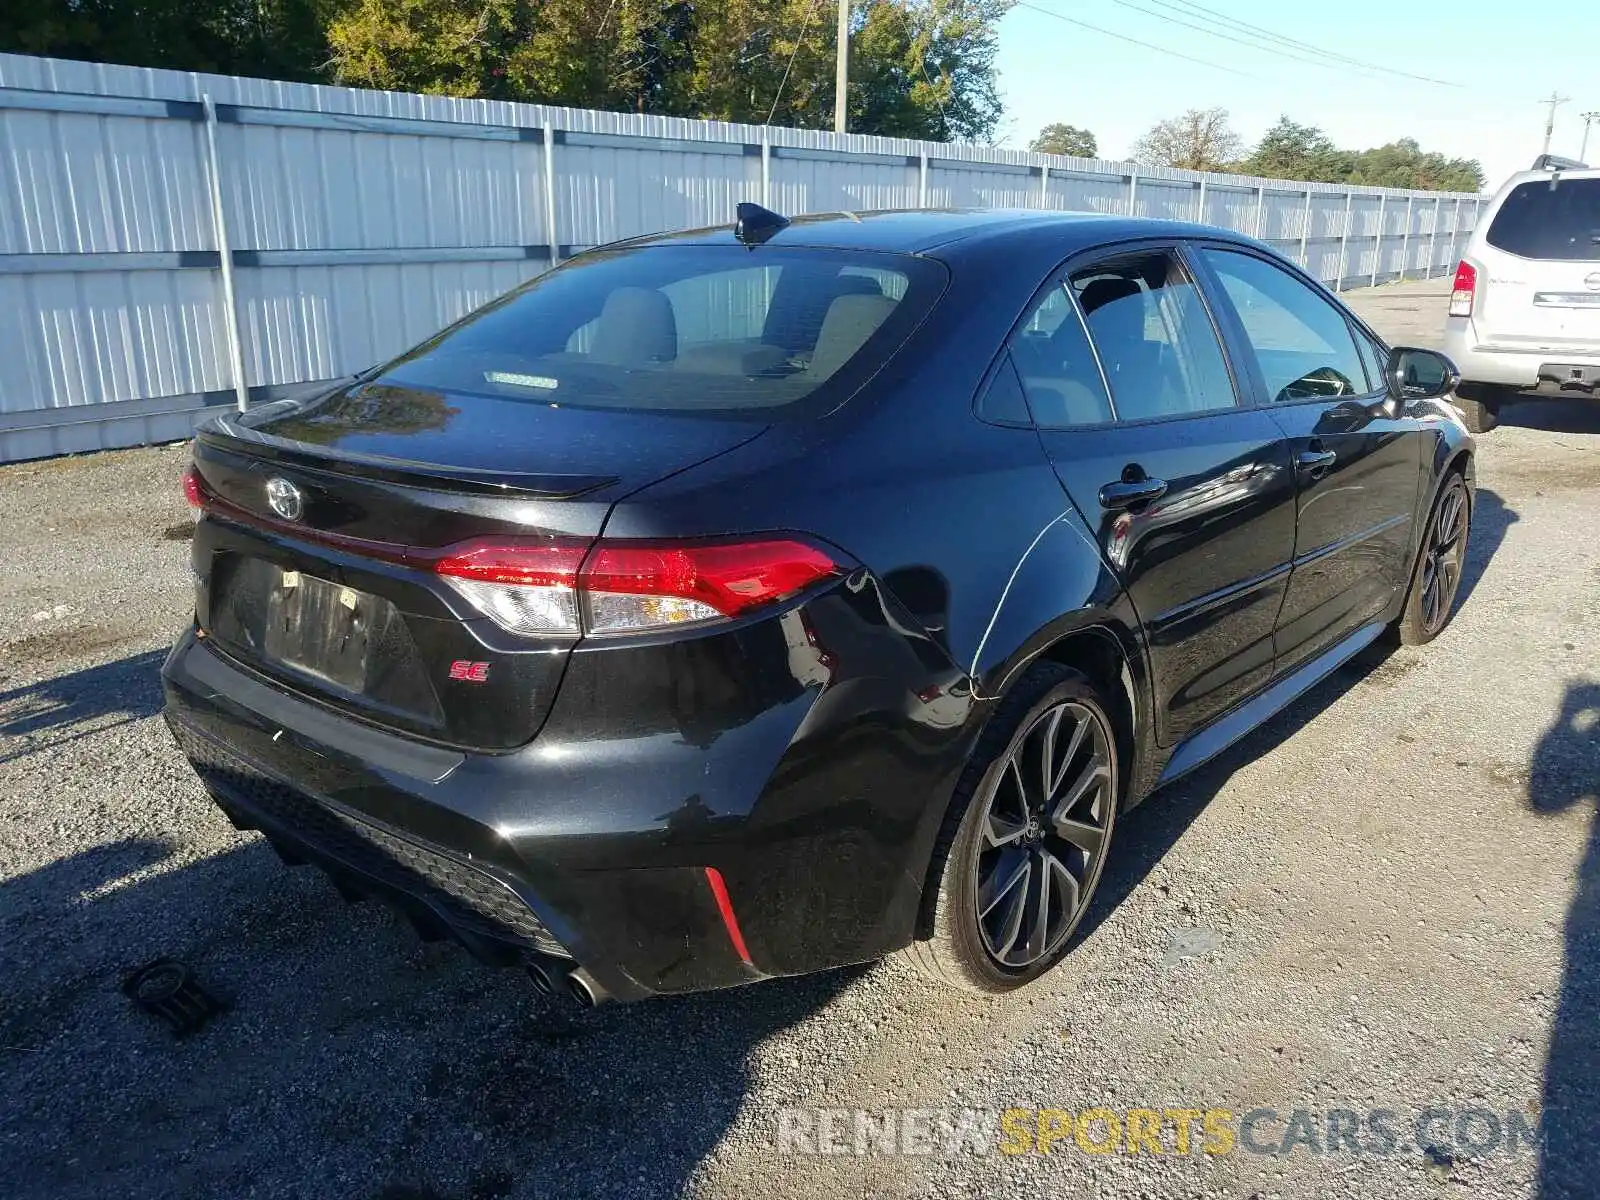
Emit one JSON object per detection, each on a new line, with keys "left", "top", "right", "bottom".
{"left": 834, "top": 0, "right": 849, "bottom": 135}
{"left": 1581, "top": 112, "right": 1600, "bottom": 163}
{"left": 1540, "top": 92, "right": 1571, "bottom": 156}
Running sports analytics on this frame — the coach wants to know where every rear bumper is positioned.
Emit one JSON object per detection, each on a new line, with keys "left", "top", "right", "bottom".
{"left": 1443, "top": 318, "right": 1600, "bottom": 392}
{"left": 162, "top": 582, "right": 977, "bottom": 998}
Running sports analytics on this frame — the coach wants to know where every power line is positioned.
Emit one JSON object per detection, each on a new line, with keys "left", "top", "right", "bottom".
{"left": 766, "top": 0, "right": 821, "bottom": 126}
{"left": 1098, "top": 0, "right": 1387, "bottom": 80}
{"left": 1141, "top": 0, "right": 1461, "bottom": 87}
{"left": 1013, "top": 0, "right": 1264, "bottom": 82}
{"left": 1099, "top": 0, "right": 1461, "bottom": 88}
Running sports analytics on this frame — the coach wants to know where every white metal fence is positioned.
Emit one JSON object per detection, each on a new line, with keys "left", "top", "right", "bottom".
{"left": 0, "top": 52, "right": 1485, "bottom": 463}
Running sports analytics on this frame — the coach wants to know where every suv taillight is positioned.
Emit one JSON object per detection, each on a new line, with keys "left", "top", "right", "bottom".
{"left": 1449, "top": 260, "right": 1477, "bottom": 318}
{"left": 434, "top": 537, "right": 841, "bottom": 637}
{"left": 182, "top": 466, "right": 206, "bottom": 508}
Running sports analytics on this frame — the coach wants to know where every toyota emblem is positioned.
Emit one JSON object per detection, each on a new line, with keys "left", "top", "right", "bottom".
{"left": 264, "top": 476, "right": 304, "bottom": 521}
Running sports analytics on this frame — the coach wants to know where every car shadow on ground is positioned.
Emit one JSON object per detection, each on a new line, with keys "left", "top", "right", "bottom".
{"left": 0, "top": 648, "right": 168, "bottom": 765}
{"left": 1501, "top": 395, "right": 1600, "bottom": 435}
{"left": 0, "top": 820, "right": 856, "bottom": 1200}
{"left": 1079, "top": 484, "right": 1519, "bottom": 944}
{"left": 1528, "top": 681, "right": 1599, "bottom": 1199}
{"left": 1458, "top": 485, "right": 1516, "bottom": 610}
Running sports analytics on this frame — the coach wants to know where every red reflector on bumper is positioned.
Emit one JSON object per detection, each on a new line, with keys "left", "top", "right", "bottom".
{"left": 703, "top": 866, "right": 753, "bottom": 965}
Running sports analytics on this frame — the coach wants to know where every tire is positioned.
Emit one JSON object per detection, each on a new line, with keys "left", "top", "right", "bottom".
{"left": 1453, "top": 383, "right": 1506, "bottom": 433}
{"left": 904, "top": 662, "right": 1121, "bottom": 994}
{"left": 1396, "top": 471, "right": 1471, "bottom": 646}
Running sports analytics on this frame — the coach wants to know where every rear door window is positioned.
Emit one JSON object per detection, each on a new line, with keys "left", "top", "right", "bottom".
{"left": 1485, "top": 179, "right": 1600, "bottom": 261}
{"left": 1067, "top": 250, "right": 1238, "bottom": 421}
{"left": 374, "top": 245, "right": 945, "bottom": 418}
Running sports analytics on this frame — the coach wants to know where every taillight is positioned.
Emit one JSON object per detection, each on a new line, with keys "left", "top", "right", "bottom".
{"left": 1449, "top": 260, "right": 1477, "bottom": 318}
{"left": 433, "top": 540, "right": 588, "bottom": 636}
{"left": 182, "top": 466, "right": 206, "bottom": 509}
{"left": 433, "top": 537, "right": 841, "bottom": 637}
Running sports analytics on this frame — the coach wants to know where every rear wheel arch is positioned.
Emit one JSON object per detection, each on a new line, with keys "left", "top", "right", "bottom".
{"left": 1035, "top": 627, "right": 1138, "bottom": 785}
{"left": 913, "top": 620, "right": 1144, "bottom": 941}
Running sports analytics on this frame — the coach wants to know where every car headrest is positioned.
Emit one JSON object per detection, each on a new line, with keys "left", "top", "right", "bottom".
{"left": 1078, "top": 276, "right": 1142, "bottom": 316}
{"left": 764, "top": 272, "right": 885, "bottom": 354}
{"left": 809, "top": 293, "right": 897, "bottom": 378}
{"left": 590, "top": 287, "right": 677, "bottom": 366}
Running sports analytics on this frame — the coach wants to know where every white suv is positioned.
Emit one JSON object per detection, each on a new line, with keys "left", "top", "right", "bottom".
{"left": 1442, "top": 156, "right": 1600, "bottom": 431}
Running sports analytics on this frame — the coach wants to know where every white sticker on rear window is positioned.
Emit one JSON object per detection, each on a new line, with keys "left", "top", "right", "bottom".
{"left": 485, "top": 371, "right": 559, "bottom": 391}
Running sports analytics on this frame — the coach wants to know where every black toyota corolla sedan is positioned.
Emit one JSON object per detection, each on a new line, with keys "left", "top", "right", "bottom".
{"left": 164, "top": 206, "right": 1474, "bottom": 1004}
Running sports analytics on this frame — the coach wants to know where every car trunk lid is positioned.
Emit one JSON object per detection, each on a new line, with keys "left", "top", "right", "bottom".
{"left": 188, "top": 386, "right": 769, "bottom": 750}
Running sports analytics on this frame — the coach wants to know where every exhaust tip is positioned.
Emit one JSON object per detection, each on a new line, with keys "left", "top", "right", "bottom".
{"left": 526, "top": 961, "right": 556, "bottom": 996}
{"left": 567, "top": 968, "right": 608, "bottom": 1008}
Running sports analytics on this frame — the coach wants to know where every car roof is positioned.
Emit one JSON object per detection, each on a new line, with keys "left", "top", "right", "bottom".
{"left": 600, "top": 208, "right": 1253, "bottom": 258}
{"left": 1493, "top": 166, "right": 1600, "bottom": 195}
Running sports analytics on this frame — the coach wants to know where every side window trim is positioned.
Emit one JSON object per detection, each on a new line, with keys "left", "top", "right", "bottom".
{"left": 1058, "top": 278, "right": 1120, "bottom": 423}
{"left": 1191, "top": 241, "right": 1385, "bottom": 408}
{"left": 989, "top": 236, "right": 1258, "bottom": 431}
{"left": 1067, "top": 242, "right": 1244, "bottom": 423}
{"left": 994, "top": 260, "right": 1123, "bottom": 430}
{"left": 1178, "top": 240, "right": 1269, "bottom": 409}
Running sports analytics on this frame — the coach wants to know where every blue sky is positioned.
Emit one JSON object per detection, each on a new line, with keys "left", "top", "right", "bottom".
{"left": 990, "top": 0, "right": 1599, "bottom": 190}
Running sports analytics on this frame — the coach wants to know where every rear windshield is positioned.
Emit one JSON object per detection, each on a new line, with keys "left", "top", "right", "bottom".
{"left": 1485, "top": 178, "right": 1600, "bottom": 261}
{"left": 368, "top": 245, "right": 946, "bottom": 417}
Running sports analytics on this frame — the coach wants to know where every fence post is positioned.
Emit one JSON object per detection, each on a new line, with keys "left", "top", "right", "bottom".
{"left": 201, "top": 94, "right": 249, "bottom": 414}
{"left": 1334, "top": 190, "right": 1352, "bottom": 291}
{"left": 760, "top": 127, "right": 772, "bottom": 207}
{"left": 1428, "top": 196, "right": 1441, "bottom": 277}
{"left": 1127, "top": 169, "right": 1139, "bottom": 216}
{"left": 1400, "top": 196, "right": 1413, "bottom": 280}
{"left": 919, "top": 149, "right": 929, "bottom": 207}
{"left": 1371, "top": 194, "right": 1385, "bottom": 288}
{"left": 1298, "top": 188, "right": 1312, "bottom": 267}
{"left": 1254, "top": 184, "right": 1266, "bottom": 237}
{"left": 542, "top": 121, "right": 560, "bottom": 268}
{"left": 1451, "top": 197, "right": 1464, "bottom": 265}
{"left": 1196, "top": 177, "right": 1207, "bottom": 224}
{"left": 1039, "top": 162, "right": 1049, "bottom": 209}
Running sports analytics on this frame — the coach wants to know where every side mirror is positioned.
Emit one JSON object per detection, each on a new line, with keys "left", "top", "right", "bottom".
{"left": 1385, "top": 346, "right": 1460, "bottom": 402}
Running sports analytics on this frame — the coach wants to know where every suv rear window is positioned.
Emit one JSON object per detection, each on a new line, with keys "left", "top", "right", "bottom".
{"left": 1485, "top": 178, "right": 1600, "bottom": 260}
{"left": 369, "top": 245, "right": 946, "bottom": 417}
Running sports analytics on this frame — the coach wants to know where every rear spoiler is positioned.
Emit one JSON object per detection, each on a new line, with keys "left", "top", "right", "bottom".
{"left": 1532, "top": 153, "right": 1589, "bottom": 171}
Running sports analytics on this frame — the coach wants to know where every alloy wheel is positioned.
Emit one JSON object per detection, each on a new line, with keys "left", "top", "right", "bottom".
{"left": 973, "top": 700, "right": 1115, "bottom": 969}
{"left": 1419, "top": 482, "right": 1468, "bottom": 634}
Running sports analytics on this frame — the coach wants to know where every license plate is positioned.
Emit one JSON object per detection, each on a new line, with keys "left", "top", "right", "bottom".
{"left": 262, "top": 568, "right": 375, "bottom": 692}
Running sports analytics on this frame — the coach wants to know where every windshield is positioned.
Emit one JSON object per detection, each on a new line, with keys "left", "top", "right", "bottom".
{"left": 366, "top": 244, "right": 946, "bottom": 418}
{"left": 1486, "top": 178, "right": 1600, "bottom": 261}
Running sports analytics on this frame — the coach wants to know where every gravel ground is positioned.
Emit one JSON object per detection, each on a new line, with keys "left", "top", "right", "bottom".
{"left": 2, "top": 279, "right": 1597, "bottom": 1199}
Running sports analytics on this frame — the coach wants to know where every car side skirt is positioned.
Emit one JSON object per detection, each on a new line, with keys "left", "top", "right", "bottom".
{"left": 1153, "top": 619, "right": 1386, "bottom": 789}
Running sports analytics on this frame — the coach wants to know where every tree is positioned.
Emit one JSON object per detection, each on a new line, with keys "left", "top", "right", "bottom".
{"left": 1239, "top": 116, "right": 1350, "bottom": 183}
{"left": 1132, "top": 107, "right": 1242, "bottom": 171}
{"left": 6, "top": 0, "right": 1015, "bottom": 142}
{"left": 327, "top": 0, "right": 693, "bottom": 110}
{"left": 1235, "top": 119, "right": 1487, "bottom": 193}
{"left": 1030, "top": 123, "right": 1097, "bottom": 158}
{"left": 1347, "top": 139, "right": 1484, "bottom": 192}
{"left": 321, "top": 0, "right": 1013, "bottom": 140}
{"left": 1, "top": 0, "right": 335, "bottom": 82}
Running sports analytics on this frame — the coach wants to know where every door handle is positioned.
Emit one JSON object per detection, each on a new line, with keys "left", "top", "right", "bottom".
{"left": 1098, "top": 474, "right": 1168, "bottom": 510}
{"left": 1297, "top": 448, "right": 1337, "bottom": 475}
